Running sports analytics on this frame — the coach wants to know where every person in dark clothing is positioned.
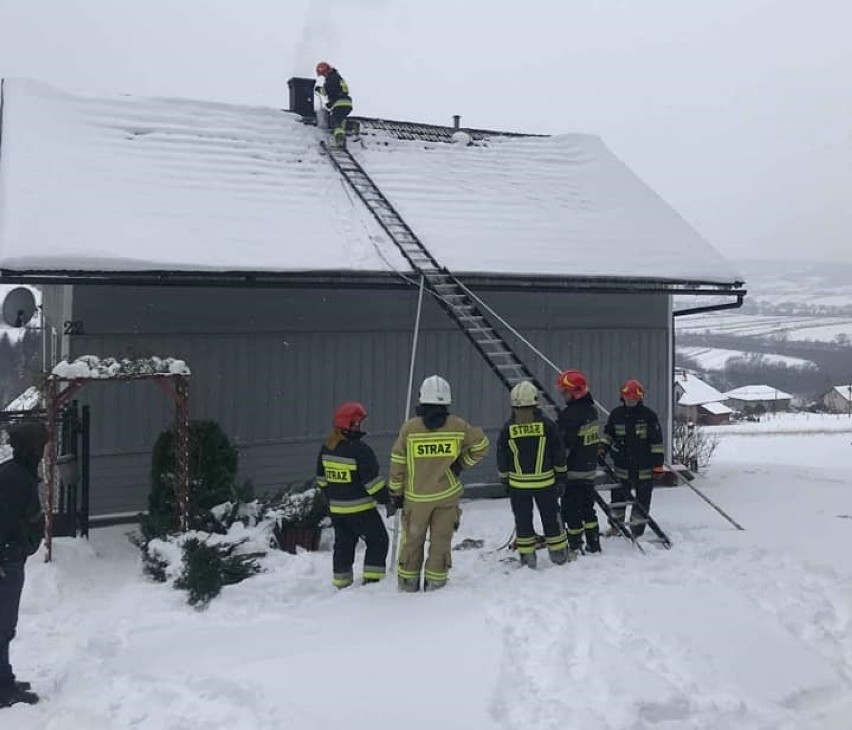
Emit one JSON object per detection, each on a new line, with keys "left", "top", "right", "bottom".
{"left": 315, "top": 402, "right": 389, "bottom": 588}
{"left": 0, "top": 421, "right": 47, "bottom": 709}
{"left": 315, "top": 61, "right": 353, "bottom": 147}
{"left": 598, "top": 379, "right": 665, "bottom": 537}
{"left": 556, "top": 370, "right": 603, "bottom": 555}
{"left": 496, "top": 381, "right": 570, "bottom": 568}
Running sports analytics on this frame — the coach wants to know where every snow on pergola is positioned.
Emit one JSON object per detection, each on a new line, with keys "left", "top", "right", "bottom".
{"left": 44, "top": 356, "right": 191, "bottom": 560}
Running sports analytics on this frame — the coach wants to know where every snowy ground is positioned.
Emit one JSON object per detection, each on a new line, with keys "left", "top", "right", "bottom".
{"left": 7, "top": 417, "right": 852, "bottom": 729}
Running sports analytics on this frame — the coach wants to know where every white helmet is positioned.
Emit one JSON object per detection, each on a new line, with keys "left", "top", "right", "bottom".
{"left": 510, "top": 380, "right": 539, "bottom": 408}
{"left": 419, "top": 375, "right": 452, "bottom": 405}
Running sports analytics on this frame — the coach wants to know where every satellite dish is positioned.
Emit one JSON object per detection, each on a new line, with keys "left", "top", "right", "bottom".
{"left": 2, "top": 287, "right": 37, "bottom": 328}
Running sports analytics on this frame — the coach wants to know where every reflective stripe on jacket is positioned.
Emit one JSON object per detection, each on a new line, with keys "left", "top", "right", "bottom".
{"left": 496, "top": 410, "right": 567, "bottom": 489}
{"left": 557, "top": 393, "right": 602, "bottom": 485}
{"left": 600, "top": 401, "right": 665, "bottom": 481}
{"left": 389, "top": 414, "right": 489, "bottom": 505}
{"left": 324, "top": 69, "right": 352, "bottom": 108}
{"left": 315, "top": 439, "right": 387, "bottom": 515}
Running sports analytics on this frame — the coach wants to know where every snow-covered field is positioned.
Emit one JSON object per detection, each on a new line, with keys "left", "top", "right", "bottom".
{"left": 7, "top": 416, "right": 852, "bottom": 729}
{"left": 677, "top": 312, "right": 852, "bottom": 344}
{"left": 677, "top": 346, "right": 816, "bottom": 371}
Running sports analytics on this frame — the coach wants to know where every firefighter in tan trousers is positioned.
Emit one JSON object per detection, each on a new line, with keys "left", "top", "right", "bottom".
{"left": 389, "top": 375, "right": 490, "bottom": 592}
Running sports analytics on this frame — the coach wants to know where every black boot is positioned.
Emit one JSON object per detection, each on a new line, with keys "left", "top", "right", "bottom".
{"left": 585, "top": 531, "right": 602, "bottom": 554}
{"left": 0, "top": 684, "right": 39, "bottom": 708}
{"left": 519, "top": 552, "right": 537, "bottom": 569}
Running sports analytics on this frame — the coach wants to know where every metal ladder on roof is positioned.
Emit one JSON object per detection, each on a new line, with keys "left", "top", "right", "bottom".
{"left": 321, "top": 141, "right": 654, "bottom": 549}
{"left": 321, "top": 141, "right": 559, "bottom": 413}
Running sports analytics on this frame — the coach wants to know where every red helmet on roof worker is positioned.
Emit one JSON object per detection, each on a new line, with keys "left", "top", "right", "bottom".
{"left": 620, "top": 379, "right": 644, "bottom": 401}
{"left": 316, "top": 61, "right": 332, "bottom": 77}
{"left": 333, "top": 401, "right": 367, "bottom": 432}
{"left": 556, "top": 369, "right": 588, "bottom": 399}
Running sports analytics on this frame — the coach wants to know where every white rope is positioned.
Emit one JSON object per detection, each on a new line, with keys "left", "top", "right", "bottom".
{"left": 389, "top": 275, "right": 426, "bottom": 571}
{"left": 455, "top": 279, "right": 562, "bottom": 374}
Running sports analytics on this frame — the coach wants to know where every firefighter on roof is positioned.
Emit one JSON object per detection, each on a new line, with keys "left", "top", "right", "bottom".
{"left": 556, "top": 369, "right": 603, "bottom": 555}
{"left": 389, "top": 375, "right": 489, "bottom": 591}
{"left": 599, "top": 379, "right": 666, "bottom": 537}
{"left": 496, "top": 381, "right": 570, "bottom": 568}
{"left": 315, "top": 402, "right": 389, "bottom": 588}
{"left": 315, "top": 61, "right": 353, "bottom": 147}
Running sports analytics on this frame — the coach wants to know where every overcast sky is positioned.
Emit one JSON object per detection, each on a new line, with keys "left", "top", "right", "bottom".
{"left": 0, "top": 0, "right": 850, "bottom": 264}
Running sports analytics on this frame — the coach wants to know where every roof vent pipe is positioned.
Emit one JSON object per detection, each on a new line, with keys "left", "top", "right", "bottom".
{"left": 452, "top": 115, "right": 461, "bottom": 129}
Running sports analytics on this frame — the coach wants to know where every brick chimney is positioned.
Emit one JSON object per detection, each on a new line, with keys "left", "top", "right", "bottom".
{"left": 288, "top": 77, "right": 316, "bottom": 118}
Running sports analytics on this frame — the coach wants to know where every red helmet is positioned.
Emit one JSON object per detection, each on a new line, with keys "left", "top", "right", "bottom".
{"left": 620, "top": 379, "right": 645, "bottom": 400}
{"left": 334, "top": 401, "right": 367, "bottom": 431}
{"left": 316, "top": 61, "right": 332, "bottom": 77}
{"left": 556, "top": 369, "right": 588, "bottom": 399}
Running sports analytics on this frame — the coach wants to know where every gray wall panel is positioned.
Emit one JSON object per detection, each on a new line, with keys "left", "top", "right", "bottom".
{"left": 69, "top": 285, "right": 671, "bottom": 515}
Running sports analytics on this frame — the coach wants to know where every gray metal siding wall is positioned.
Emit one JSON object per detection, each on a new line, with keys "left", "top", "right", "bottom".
{"left": 70, "top": 285, "right": 670, "bottom": 515}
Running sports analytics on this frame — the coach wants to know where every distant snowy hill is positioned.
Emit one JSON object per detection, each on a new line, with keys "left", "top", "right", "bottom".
{"left": 676, "top": 259, "right": 852, "bottom": 346}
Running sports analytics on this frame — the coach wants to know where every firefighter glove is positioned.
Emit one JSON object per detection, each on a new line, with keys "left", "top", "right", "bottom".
{"left": 315, "top": 86, "right": 326, "bottom": 96}
{"left": 450, "top": 459, "right": 463, "bottom": 477}
{"left": 500, "top": 477, "right": 510, "bottom": 495}
{"left": 386, "top": 494, "right": 404, "bottom": 518}
{"left": 555, "top": 476, "right": 567, "bottom": 499}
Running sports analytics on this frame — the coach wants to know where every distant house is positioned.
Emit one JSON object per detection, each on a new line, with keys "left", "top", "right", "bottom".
{"left": 725, "top": 385, "right": 792, "bottom": 413}
{"left": 0, "top": 79, "right": 745, "bottom": 516}
{"left": 821, "top": 385, "right": 852, "bottom": 414}
{"left": 673, "top": 369, "right": 732, "bottom": 425}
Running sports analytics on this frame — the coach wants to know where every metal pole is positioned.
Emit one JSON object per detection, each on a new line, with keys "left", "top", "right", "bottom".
{"left": 390, "top": 276, "right": 426, "bottom": 570}
{"left": 175, "top": 376, "right": 190, "bottom": 532}
{"left": 45, "top": 379, "right": 57, "bottom": 561}
{"left": 679, "top": 472, "right": 745, "bottom": 530}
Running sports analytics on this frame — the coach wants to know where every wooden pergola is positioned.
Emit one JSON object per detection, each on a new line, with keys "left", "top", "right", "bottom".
{"left": 44, "top": 356, "right": 190, "bottom": 561}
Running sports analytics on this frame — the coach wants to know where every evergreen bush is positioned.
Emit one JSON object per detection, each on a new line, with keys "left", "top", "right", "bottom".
{"left": 145, "top": 420, "right": 240, "bottom": 536}
{"left": 174, "top": 537, "right": 264, "bottom": 609}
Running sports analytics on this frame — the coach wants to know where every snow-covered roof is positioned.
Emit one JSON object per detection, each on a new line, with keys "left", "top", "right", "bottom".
{"left": 828, "top": 385, "right": 852, "bottom": 402}
{"left": 701, "top": 401, "right": 733, "bottom": 416}
{"left": 725, "top": 385, "right": 793, "bottom": 401}
{"left": 0, "top": 79, "right": 742, "bottom": 286}
{"left": 674, "top": 369, "right": 727, "bottom": 406}
{"left": 3, "top": 385, "right": 40, "bottom": 411}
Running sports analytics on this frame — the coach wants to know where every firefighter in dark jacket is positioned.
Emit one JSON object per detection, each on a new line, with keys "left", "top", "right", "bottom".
{"left": 556, "top": 370, "right": 603, "bottom": 555}
{"left": 497, "top": 381, "right": 570, "bottom": 568}
{"left": 599, "top": 379, "right": 665, "bottom": 537}
{"left": 0, "top": 421, "right": 47, "bottom": 709}
{"left": 315, "top": 402, "right": 389, "bottom": 588}
{"left": 315, "top": 61, "right": 353, "bottom": 147}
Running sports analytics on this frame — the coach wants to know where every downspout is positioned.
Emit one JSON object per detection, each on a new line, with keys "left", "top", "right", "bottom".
{"left": 671, "top": 290, "right": 746, "bottom": 442}
{"left": 0, "top": 78, "right": 5, "bottom": 157}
